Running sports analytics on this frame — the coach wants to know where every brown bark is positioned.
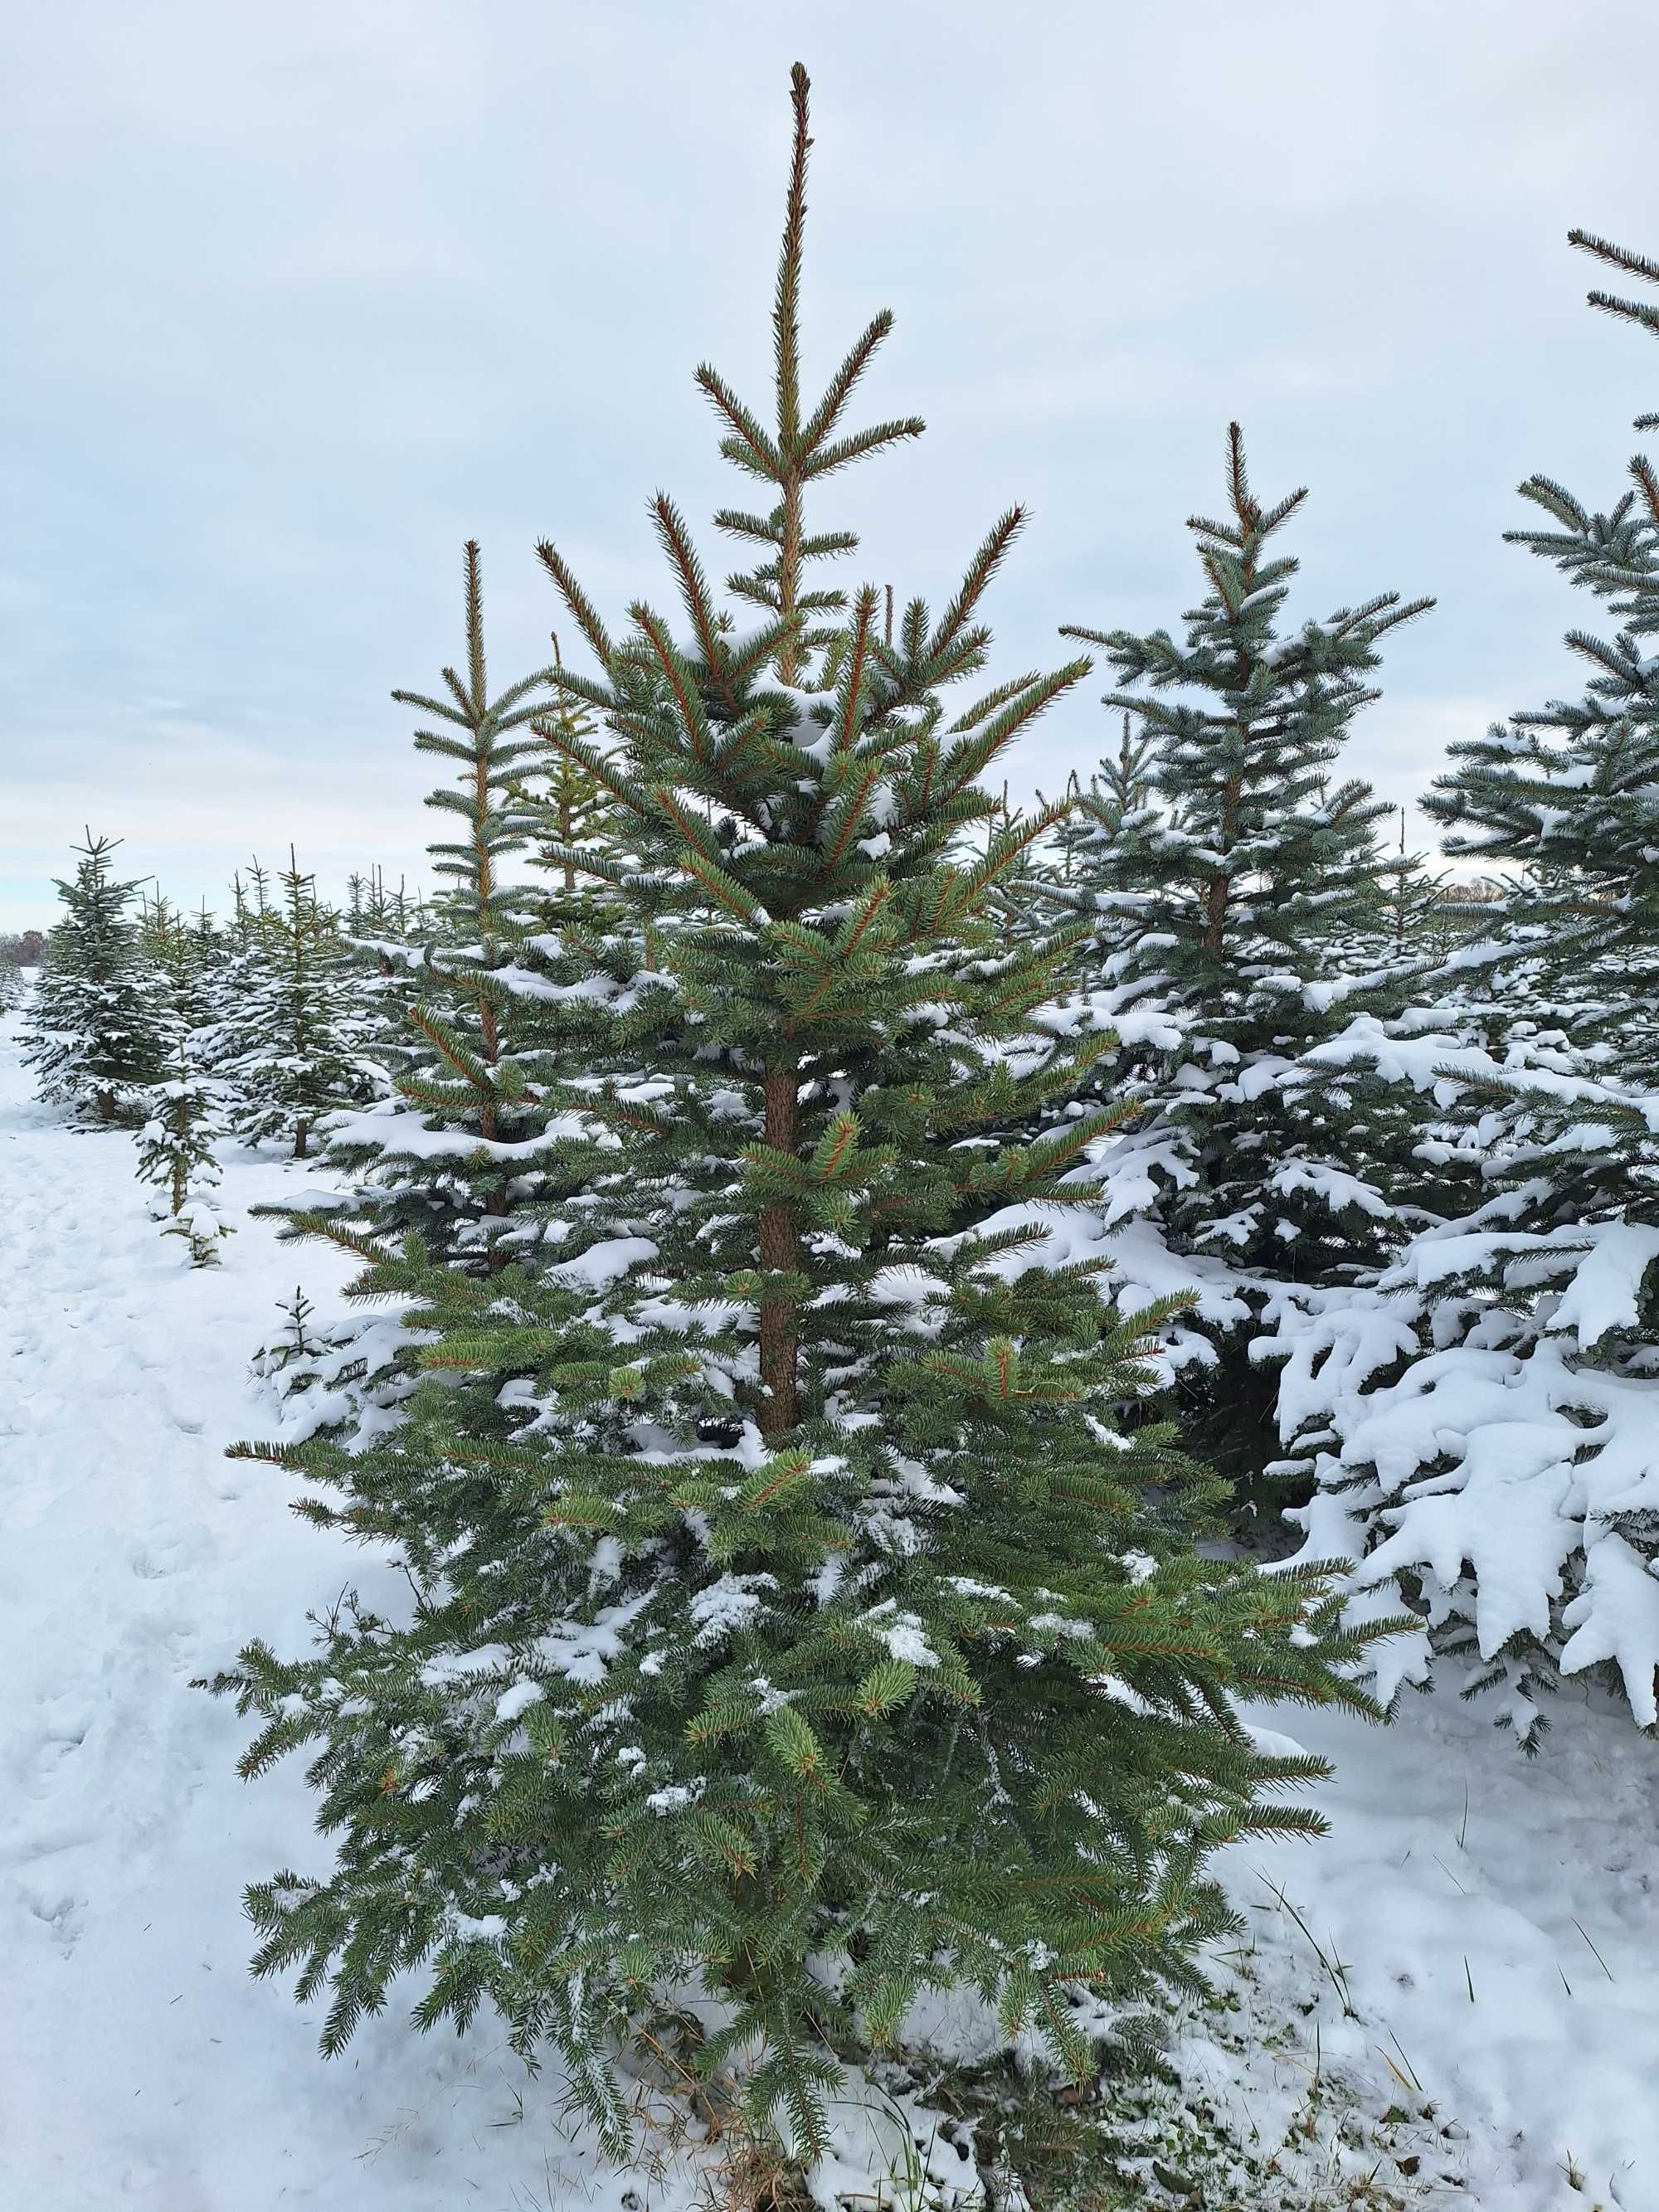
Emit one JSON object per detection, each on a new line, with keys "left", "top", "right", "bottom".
{"left": 1203, "top": 766, "right": 1246, "bottom": 957}
{"left": 485, "top": 1184, "right": 510, "bottom": 1273}
{"left": 757, "top": 1060, "right": 800, "bottom": 1435}
{"left": 1202, "top": 870, "right": 1229, "bottom": 957}
{"left": 478, "top": 989, "right": 500, "bottom": 1142}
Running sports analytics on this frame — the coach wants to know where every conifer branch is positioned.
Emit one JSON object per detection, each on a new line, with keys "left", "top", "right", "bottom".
{"left": 534, "top": 541, "right": 615, "bottom": 666}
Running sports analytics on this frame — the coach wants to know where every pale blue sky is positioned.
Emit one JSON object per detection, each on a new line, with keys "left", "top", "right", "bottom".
{"left": 3, "top": 0, "right": 1657, "bottom": 929}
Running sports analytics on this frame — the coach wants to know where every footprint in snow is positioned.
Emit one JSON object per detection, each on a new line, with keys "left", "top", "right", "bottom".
{"left": 12, "top": 1721, "right": 91, "bottom": 1802}
{"left": 17, "top": 1879, "right": 85, "bottom": 1952}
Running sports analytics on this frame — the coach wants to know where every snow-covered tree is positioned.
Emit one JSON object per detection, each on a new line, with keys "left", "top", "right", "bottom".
{"left": 139, "top": 887, "right": 223, "bottom": 1053}
{"left": 1046, "top": 432, "right": 1433, "bottom": 1498}
{"left": 1277, "top": 230, "right": 1659, "bottom": 1743}
{"left": 134, "top": 1043, "right": 233, "bottom": 1265}
{"left": 220, "top": 851, "right": 376, "bottom": 1159}
{"left": 293, "top": 545, "right": 570, "bottom": 1257}
{"left": 24, "top": 834, "right": 169, "bottom": 1125}
{"left": 513, "top": 635, "right": 628, "bottom": 929}
{"left": 197, "top": 864, "right": 275, "bottom": 1082}
{"left": 1366, "top": 810, "right": 1457, "bottom": 965}
{"left": 215, "top": 67, "right": 1386, "bottom": 2166}
{"left": 1005, "top": 725, "right": 1160, "bottom": 985}
{"left": 246, "top": 548, "right": 601, "bottom": 1444}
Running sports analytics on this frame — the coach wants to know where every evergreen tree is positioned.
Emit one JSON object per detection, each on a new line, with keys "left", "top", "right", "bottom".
{"left": 215, "top": 68, "right": 1387, "bottom": 2164}
{"left": 1050, "top": 432, "right": 1433, "bottom": 1495}
{"left": 247, "top": 552, "right": 612, "bottom": 1444}
{"left": 193, "top": 873, "right": 270, "bottom": 1093}
{"left": 1059, "top": 716, "right": 1160, "bottom": 878}
{"left": 221, "top": 849, "right": 375, "bottom": 1159}
{"left": 134, "top": 1041, "right": 233, "bottom": 1265}
{"left": 139, "top": 887, "right": 221, "bottom": 1049}
{"left": 251, "top": 1283, "right": 326, "bottom": 1395}
{"left": 182, "top": 898, "right": 237, "bottom": 1072}
{"left": 23, "top": 833, "right": 168, "bottom": 1124}
{"left": 191, "top": 897, "right": 228, "bottom": 993}
{"left": 1029, "top": 718, "right": 1165, "bottom": 1002}
{"left": 1374, "top": 810, "right": 1456, "bottom": 962}
{"left": 283, "top": 545, "right": 577, "bottom": 1268}
{"left": 515, "top": 635, "right": 625, "bottom": 924}
{"left": 1276, "top": 230, "right": 1659, "bottom": 1743}
{"left": 342, "top": 864, "right": 432, "bottom": 949}
{"left": 333, "top": 865, "right": 434, "bottom": 1097}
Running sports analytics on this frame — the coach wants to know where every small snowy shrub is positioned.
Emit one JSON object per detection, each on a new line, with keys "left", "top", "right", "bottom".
{"left": 134, "top": 1048, "right": 233, "bottom": 1266}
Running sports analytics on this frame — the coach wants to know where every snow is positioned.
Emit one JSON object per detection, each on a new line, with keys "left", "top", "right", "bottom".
{"left": 687, "top": 1569, "right": 776, "bottom": 1646}
{"left": 1209, "top": 1685, "right": 1659, "bottom": 2211}
{"left": 1553, "top": 1221, "right": 1659, "bottom": 1347}
{"left": 0, "top": 1015, "right": 654, "bottom": 2210}
{"left": 1274, "top": 1271, "right": 1659, "bottom": 1728}
{"left": 7, "top": 1010, "right": 1659, "bottom": 2208}
{"left": 492, "top": 1680, "right": 545, "bottom": 1723}
{"left": 857, "top": 1598, "right": 940, "bottom": 1667}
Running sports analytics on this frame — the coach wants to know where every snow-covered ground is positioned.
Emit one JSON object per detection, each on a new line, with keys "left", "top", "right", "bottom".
{"left": 1199, "top": 1687, "right": 1659, "bottom": 2209}
{"left": 2, "top": 1005, "right": 1657, "bottom": 2210}
{"left": 0, "top": 1014, "right": 630, "bottom": 2211}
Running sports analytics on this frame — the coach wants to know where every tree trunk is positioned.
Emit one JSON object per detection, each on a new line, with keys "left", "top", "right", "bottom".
{"left": 485, "top": 1184, "right": 510, "bottom": 1273}
{"left": 757, "top": 1061, "right": 800, "bottom": 1435}
{"left": 1202, "top": 763, "right": 1246, "bottom": 957}
{"left": 478, "top": 989, "right": 500, "bottom": 1141}
{"left": 1202, "top": 870, "right": 1230, "bottom": 957}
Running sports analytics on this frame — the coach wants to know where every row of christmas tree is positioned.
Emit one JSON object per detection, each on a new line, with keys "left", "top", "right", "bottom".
{"left": 14, "top": 61, "right": 1659, "bottom": 2167}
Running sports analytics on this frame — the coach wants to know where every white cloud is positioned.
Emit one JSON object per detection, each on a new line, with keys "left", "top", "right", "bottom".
{"left": 3, "top": 0, "right": 1657, "bottom": 927}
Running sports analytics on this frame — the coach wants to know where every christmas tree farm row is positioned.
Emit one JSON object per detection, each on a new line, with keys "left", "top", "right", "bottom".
{"left": 17, "top": 62, "right": 1659, "bottom": 2180}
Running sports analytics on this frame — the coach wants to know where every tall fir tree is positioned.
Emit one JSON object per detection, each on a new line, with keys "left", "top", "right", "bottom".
{"left": 189, "top": 899, "right": 231, "bottom": 1028}
{"left": 1276, "top": 230, "right": 1659, "bottom": 1743}
{"left": 215, "top": 67, "right": 1388, "bottom": 2165}
{"left": 1048, "top": 431, "right": 1433, "bottom": 1500}
{"left": 24, "top": 833, "right": 168, "bottom": 1124}
{"left": 193, "top": 871, "right": 270, "bottom": 1093}
{"left": 1364, "top": 809, "right": 1457, "bottom": 965}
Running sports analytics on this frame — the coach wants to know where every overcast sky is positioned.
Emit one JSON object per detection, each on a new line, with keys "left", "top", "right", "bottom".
{"left": 3, "top": 1, "right": 1657, "bottom": 931}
